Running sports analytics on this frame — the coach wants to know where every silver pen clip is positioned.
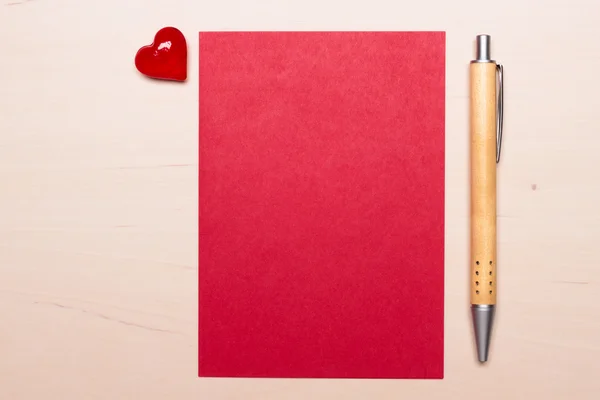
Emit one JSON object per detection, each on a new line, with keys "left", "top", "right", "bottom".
{"left": 495, "top": 63, "right": 503, "bottom": 163}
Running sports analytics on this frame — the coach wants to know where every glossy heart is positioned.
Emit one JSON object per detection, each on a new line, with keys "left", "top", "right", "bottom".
{"left": 135, "top": 27, "right": 187, "bottom": 82}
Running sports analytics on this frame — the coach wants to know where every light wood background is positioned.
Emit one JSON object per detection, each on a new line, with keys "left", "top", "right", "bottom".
{"left": 2, "top": 0, "right": 599, "bottom": 399}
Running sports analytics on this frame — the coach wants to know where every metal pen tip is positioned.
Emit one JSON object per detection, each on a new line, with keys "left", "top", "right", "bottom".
{"left": 478, "top": 354, "right": 488, "bottom": 363}
{"left": 471, "top": 305, "right": 495, "bottom": 363}
{"left": 476, "top": 34, "right": 491, "bottom": 61}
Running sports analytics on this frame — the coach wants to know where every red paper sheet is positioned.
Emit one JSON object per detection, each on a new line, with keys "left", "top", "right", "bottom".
{"left": 199, "top": 31, "right": 445, "bottom": 379}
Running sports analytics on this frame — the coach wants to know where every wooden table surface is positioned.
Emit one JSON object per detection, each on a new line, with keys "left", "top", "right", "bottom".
{"left": 2, "top": 1, "right": 599, "bottom": 399}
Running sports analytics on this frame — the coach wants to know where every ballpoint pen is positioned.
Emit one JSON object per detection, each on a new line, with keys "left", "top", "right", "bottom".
{"left": 470, "top": 34, "right": 503, "bottom": 363}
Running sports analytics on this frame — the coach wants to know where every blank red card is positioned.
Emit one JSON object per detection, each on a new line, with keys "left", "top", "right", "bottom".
{"left": 199, "top": 31, "right": 445, "bottom": 379}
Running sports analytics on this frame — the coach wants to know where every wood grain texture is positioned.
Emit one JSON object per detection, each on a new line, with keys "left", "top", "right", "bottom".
{"left": 470, "top": 62, "right": 497, "bottom": 305}
{"left": 2, "top": 0, "right": 600, "bottom": 399}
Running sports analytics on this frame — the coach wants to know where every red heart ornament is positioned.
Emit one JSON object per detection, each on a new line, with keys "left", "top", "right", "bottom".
{"left": 135, "top": 27, "right": 187, "bottom": 82}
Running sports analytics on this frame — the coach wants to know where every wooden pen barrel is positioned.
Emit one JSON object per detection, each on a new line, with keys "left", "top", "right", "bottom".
{"left": 470, "top": 62, "right": 497, "bottom": 305}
